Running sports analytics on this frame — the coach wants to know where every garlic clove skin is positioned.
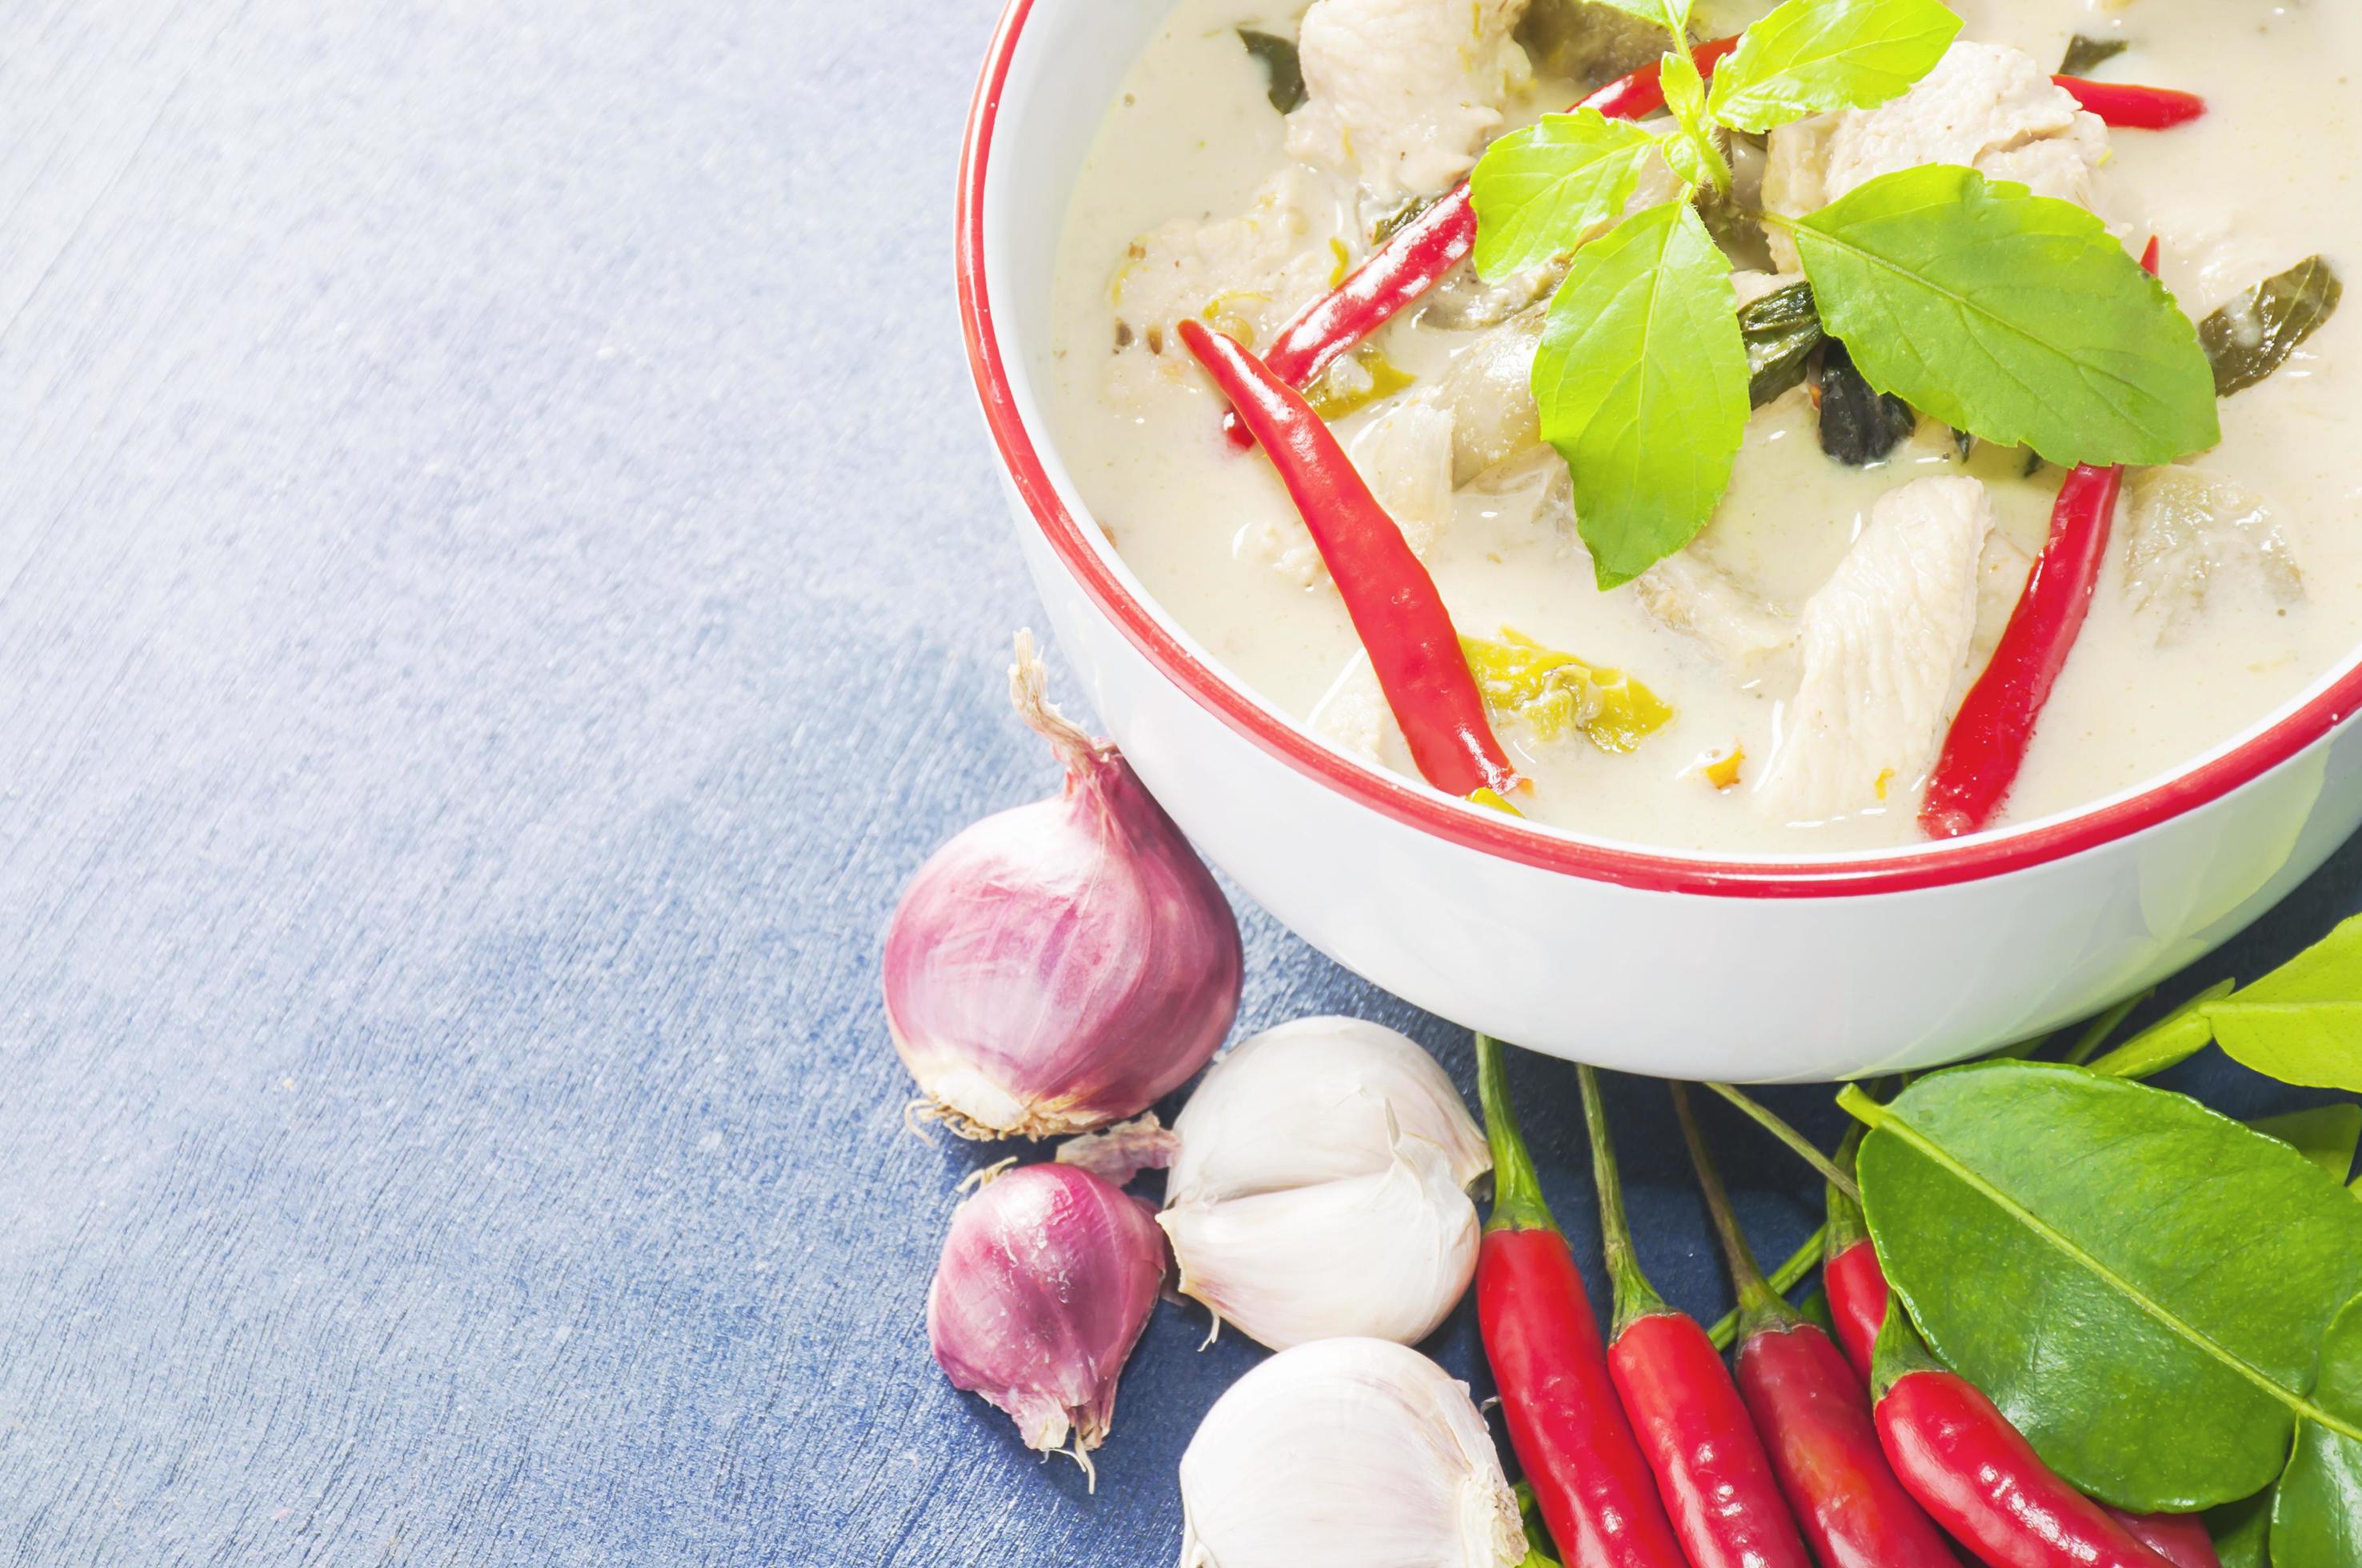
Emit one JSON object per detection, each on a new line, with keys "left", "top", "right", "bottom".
{"left": 1159, "top": 1127, "right": 1479, "bottom": 1351}
{"left": 1176, "top": 1338, "right": 1523, "bottom": 1568}
{"left": 926, "top": 1162, "right": 1168, "bottom": 1462}
{"left": 883, "top": 636, "right": 1243, "bottom": 1142}
{"left": 1167, "top": 1016, "right": 1491, "bottom": 1207}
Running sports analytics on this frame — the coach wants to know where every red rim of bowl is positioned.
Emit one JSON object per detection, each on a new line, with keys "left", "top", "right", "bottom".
{"left": 955, "top": 0, "right": 2362, "bottom": 898}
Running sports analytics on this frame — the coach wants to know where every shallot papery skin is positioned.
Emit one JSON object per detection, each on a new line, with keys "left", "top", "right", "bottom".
{"left": 927, "top": 1162, "right": 1168, "bottom": 1467}
{"left": 884, "top": 635, "right": 1243, "bottom": 1139}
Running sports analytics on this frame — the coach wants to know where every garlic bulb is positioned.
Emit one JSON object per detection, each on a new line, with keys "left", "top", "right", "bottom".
{"left": 1167, "top": 1016, "right": 1492, "bottom": 1206}
{"left": 927, "top": 1162, "right": 1167, "bottom": 1474}
{"left": 1162, "top": 1129, "right": 1479, "bottom": 1348}
{"left": 1176, "top": 1337, "right": 1523, "bottom": 1568}
{"left": 1159, "top": 1017, "right": 1490, "bottom": 1350}
{"left": 883, "top": 633, "right": 1243, "bottom": 1139}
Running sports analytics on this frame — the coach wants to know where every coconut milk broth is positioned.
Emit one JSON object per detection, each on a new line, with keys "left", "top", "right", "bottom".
{"left": 1046, "top": 0, "right": 2362, "bottom": 853}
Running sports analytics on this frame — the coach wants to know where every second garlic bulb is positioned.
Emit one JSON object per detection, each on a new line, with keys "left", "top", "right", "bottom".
{"left": 1176, "top": 1337, "right": 1523, "bottom": 1568}
{"left": 1159, "top": 1016, "right": 1490, "bottom": 1350}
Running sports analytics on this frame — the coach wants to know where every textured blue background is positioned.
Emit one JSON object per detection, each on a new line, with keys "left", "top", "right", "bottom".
{"left": 0, "top": 1, "right": 2354, "bottom": 1562}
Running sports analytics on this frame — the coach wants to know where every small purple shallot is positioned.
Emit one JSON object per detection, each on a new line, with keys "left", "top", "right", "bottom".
{"left": 926, "top": 1161, "right": 1168, "bottom": 1484}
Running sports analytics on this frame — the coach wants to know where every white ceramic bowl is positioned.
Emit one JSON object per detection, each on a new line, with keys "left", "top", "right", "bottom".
{"left": 955, "top": 0, "right": 2362, "bottom": 1082}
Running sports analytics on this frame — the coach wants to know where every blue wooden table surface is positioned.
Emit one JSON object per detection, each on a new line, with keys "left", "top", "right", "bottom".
{"left": 0, "top": 2, "right": 2353, "bottom": 1562}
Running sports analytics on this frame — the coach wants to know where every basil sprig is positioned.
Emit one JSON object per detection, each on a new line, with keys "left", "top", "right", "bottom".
{"left": 1467, "top": 0, "right": 2220, "bottom": 586}
{"left": 1531, "top": 203, "right": 1748, "bottom": 587}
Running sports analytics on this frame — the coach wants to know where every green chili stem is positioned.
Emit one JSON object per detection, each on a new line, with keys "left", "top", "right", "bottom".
{"left": 1825, "top": 1122, "right": 1870, "bottom": 1253}
{"left": 1476, "top": 1034, "right": 1558, "bottom": 1235}
{"left": 1579, "top": 1064, "right": 1671, "bottom": 1333}
{"left": 1705, "top": 1082, "right": 1861, "bottom": 1202}
{"left": 1868, "top": 1282, "right": 1944, "bottom": 1400}
{"left": 1703, "top": 1222, "right": 1826, "bottom": 1350}
{"left": 1676, "top": 1084, "right": 1799, "bottom": 1338}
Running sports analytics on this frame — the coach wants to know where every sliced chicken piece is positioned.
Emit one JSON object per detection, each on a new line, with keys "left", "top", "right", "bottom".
{"left": 1111, "top": 170, "right": 1345, "bottom": 373}
{"left": 2123, "top": 466, "right": 2304, "bottom": 644}
{"left": 1351, "top": 400, "right": 1458, "bottom": 559}
{"left": 1762, "top": 42, "right": 2109, "bottom": 268}
{"left": 1309, "top": 652, "right": 1407, "bottom": 762}
{"left": 1731, "top": 268, "right": 1807, "bottom": 309}
{"left": 1249, "top": 398, "right": 1456, "bottom": 584}
{"left": 1634, "top": 550, "right": 1797, "bottom": 682}
{"left": 1287, "top": 0, "right": 1536, "bottom": 202}
{"left": 1419, "top": 255, "right": 1567, "bottom": 333}
{"left": 1757, "top": 476, "right": 1996, "bottom": 822}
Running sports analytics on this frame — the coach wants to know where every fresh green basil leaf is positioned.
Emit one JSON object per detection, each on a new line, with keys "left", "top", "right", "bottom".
{"left": 1532, "top": 201, "right": 1748, "bottom": 588}
{"left": 1587, "top": 0, "right": 1692, "bottom": 38}
{"left": 2251, "top": 1104, "right": 2362, "bottom": 1186}
{"left": 1739, "top": 280, "right": 1824, "bottom": 405}
{"left": 2207, "top": 1487, "right": 2274, "bottom": 1568}
{"left": 2203, "top": 255, "right": 2341, "bottom": 397}
{"left": 1470, "top": 111, "right": 1661, "bottom": 279}
{"left": 1788, "top": 166, "right": 2221, "bottom": 466}
{"left": 1236, "top": 28, "right": 1307, "bottom": 115}
{"left": 2060, "top": 34, "right": 2128, "bottom": 76}
{"left": 1706, "top": 0, "right": 1963, "bottom": 133}
{"left": 1657, "top": 47, "right": 1731, "bottom": 191}
{"left": 2274, "top": 1293, "right": 2362, "bottom": 1568}
{"left": 2085, "top": 980, "right": 2235, "bottom": 1081}
{"left": 1855, "top": 1062, "right": 2362, "bottom": 1510}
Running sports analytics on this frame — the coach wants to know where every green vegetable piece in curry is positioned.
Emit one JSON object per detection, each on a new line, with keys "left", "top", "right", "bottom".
{"left": 1303, "top": 346, "right": 1416, "bottom": 421}
{"left": 1237, "top": 27, "right": 1307, "bottom": 115}
{"left": 2201, "top": 255, "right": 2342, "bottom": 398}
{"left": 1515, "top": 0, "right": 1675, "bottom": 93}
{"left": 1739, "top": 281, "right": 1824, "bottom": 406}
{"left": 1818, "top": 341, "right": 1916, "bottom": 466}
{"left": 1461, "top": 630, "right": 1672, "bottom": 754}
{"left": 2058, "top": 34, "right": 2128, "bottom": 76}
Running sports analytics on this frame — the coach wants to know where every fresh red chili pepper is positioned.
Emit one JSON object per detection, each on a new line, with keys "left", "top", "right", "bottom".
{"left": 2054, "top": 77, "right": 2207, "bottom": 130}
{"left": 1221, "top": 186, "right": 1477, "bottom": 450}
{"left": 1872, "top": 1313, "right": 2178, "bottom": 1568}
{"left": 1220, "top": 37, "right": 1743, "bottom": 448}
{"left": 1823, "top": 1126, "right": 1890, "bottom": 1383}
{"left": 1676, "top": 1089, "right": 1959, "bottom": 1568}
{"left": 2102, "top": 1508, "right": 2222, "bottom": 1568}
{"left": 1177, "top": 319, "right": 1522, "bottom": 798}
{"left": 1474, "top": 1037, "right": 1686, "bottom": 1568}
{"left": 1578, "top": 1066, "right": 1811, "bottom": 1568}
{"left": 1920, "top": 239, "right": 2161, "bottom": 838}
